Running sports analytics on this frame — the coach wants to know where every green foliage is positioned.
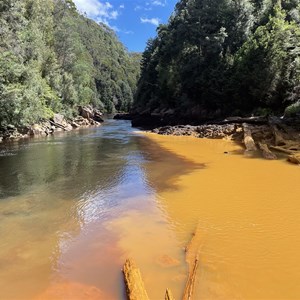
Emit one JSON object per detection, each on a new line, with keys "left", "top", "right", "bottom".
{"left": 134, "top": 0, "right": 300, "bottom": 118}
{"left": 285, "top": 101, "right": 300, "bottom": 116}
{"left": 0, "top": 0, "right": 141, "bottom": 127}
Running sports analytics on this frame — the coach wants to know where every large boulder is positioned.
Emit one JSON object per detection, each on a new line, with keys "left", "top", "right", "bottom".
{"left": 51, "top": 114, "right": 72, "bottom": 131}
{"left": 78, "top": 106, "right": 104, "bottom": 123}
{"left": 29, "top": 124, "right": 47, "bottom": 137}
{"left": 93, "top": 109, "right": 104, "bottom": 123}
{"left": 74, "top": 116, "right": 90, "bottom": 126}
{"left": 79, "top": 106, "right": 94, "bottom": 119}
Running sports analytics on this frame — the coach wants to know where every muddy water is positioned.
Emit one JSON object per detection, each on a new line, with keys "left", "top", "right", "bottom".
{"left": 0, "top": 121, "right": 300, "bottom": 299}
{"left": 144, "top": 133, "right": 300, "bottom": 300}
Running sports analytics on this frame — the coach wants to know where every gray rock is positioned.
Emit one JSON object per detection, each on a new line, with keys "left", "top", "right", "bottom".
{"left": 29, "top": 124, "right": 47, "bottom": 137}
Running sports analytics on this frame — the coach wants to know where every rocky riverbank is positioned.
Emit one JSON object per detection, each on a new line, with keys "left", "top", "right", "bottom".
{"left": 0, "top": 106, "right": 104, "bottom": 143}
{"left": 114, "top": 112, "right": 300, "bottom": 164}
{"left": 151, "top": 116, "right": 300, "bottom": 164}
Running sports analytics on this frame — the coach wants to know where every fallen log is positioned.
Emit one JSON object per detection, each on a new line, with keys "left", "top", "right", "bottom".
{"left": 183, "top": 224, "right": 202, "bottom": 300}
{"left": 287, "top": 154, "right": 300, "bottom": 165}
{"left": 123, "top": 259, "right": 149, "bottom": 300}
{"left": 258, "top": 142, "right": 277, "bottom": 160}
{"left": 243, "top": 123, "right": 257, "bottom": 151}
{"left": 269, "top": 146, "right": 296, "bottom": 155}
{"left": 165, "top": 288, "right": 175, "bottom": 300}
{"left": 270, "top": 124, "right": 286, "bottom": 146}
{"left": 183, "top": 256, "right": 199, "bottom": 300}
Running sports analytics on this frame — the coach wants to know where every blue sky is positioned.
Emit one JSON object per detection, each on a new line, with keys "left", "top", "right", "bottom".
{"left": 73, "top": 0, "right": 178, "bottom": 52}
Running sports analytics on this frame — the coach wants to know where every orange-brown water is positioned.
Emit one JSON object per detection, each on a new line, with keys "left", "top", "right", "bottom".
{"left": 0, "top": 121, "right": 300, "bottom": 299}
{"left": 143, "top": 133, "right": 300, "bottom": 300}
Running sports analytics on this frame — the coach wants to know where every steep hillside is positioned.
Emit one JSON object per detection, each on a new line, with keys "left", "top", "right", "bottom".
{"left": 0, "top": 0, "right": 141, "bottom": 128}
{"left": 134, "top": 0, "right": 300, "bottom": 120}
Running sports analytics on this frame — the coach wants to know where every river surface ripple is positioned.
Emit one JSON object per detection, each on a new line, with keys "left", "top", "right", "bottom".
{"left": 0, "top": 120, "right": 300, "bottom": 300}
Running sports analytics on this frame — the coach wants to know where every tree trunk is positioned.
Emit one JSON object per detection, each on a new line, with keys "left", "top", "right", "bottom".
{"left": 165, "top": 288, "right": 175, "bottom": 300}
{"left": 123, "top": 259, "right": 149, "bottom": 300}
{"left": 183, "top": 223, "right": 202, "bottom": 300}
{"left": 258, "top": 143, "right": 277, "bottom": 160}
{"left": 243, "top": 123, "right": 257, "bottom": 151}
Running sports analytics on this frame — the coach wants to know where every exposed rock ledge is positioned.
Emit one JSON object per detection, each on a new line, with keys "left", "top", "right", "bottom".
{"left": 151, "top": 116, "right": 300, "bottom": 165}
{"left": 0, "top": 106, "right": 104, "bottom": 142}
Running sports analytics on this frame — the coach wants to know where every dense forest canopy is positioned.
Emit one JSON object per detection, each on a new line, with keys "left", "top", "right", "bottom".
{"left": 0, "top": 0, "right": 141, "bottom": 127}
{"left": 134, "top": 0, "right": 300, "bottom": 119}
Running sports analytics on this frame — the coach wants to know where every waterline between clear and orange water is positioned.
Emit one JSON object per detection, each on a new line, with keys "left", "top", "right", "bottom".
{"left": 0, "top": 120, "right": 299, "bottom": 299}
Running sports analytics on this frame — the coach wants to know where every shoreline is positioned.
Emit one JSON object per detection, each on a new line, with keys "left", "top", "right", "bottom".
{"left": 0, "top": 106, "right": 104, "bottom": 144}
{"left": 114, "top": 113, "right": 300, "bottom": 165}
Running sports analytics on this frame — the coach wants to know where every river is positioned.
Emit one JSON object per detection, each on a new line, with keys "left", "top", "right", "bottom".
{"left": 0, "top": 120, "right": 300, "bottom": 299}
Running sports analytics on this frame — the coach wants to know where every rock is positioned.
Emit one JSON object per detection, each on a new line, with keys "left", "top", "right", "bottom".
{"left": 93, "top": 108, "right": 104, "bottom": 123}
{"left": 52, "top": 113, "right": 71, "bottom": 130}
{"left": 71, "top": 121, "right": 80, "bottom": 128}
{"left": 74, "top": 116, "right": 90, "bottom": 126}
{"left": 79, "top": 106, "right": 104, "bottom": 123}
{"left": 79, "top": 105, "right": 93, "bottom": 119}
{"left": 65, "top": 124, "right": 73, "bottom": 131}
{"left": 53, "top": 127, "right": 63, "bottom": 133}
{"left": 29, "top": 124, "right": 47, "bottom": 137}
{"left": 50, "top": 114, "right": 73, "bottom": 132}
{"left": 53, "top": 114, "right": 65, "bottom": 125}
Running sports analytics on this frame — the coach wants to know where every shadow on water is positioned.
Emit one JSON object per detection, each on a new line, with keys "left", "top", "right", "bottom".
{"left": 137, "top": 136, "right": 205, "bottom": 193}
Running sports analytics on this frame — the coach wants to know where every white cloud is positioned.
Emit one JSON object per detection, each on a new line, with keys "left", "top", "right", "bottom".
{"left": 134, "top": 5, "right": 142, "bottom": 11}
{"left": 73, "top": 0, "right": 119, "bottom": 24}
{"left": 140, "top": 17, "right": 160, "bottom": 26}
{"left": 119, "top": 4, "right": 125, "bottom": 9}
{"left": 151, "top": 0, "right": 166, "bottom": 6}
{"left": 135, "top": 0, "right": 166, "bottom": 11}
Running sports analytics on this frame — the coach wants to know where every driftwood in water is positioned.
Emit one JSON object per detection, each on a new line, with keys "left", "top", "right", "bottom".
{"left": 165, "top": 288, "right": 175, "bottom": 300}
{"left": 287, "top": 154, "right": 300, "bottom": 165}
{"left": 258, "top": 142, "right": 277, "bottom": 160}
{"left": 243, "top": 123, "right": 257, "bottom": 151}
{"left": 123, "top": 259, "right": 149, "bottom": 300}
{"left": 183, "top": 256, "right": 199, "bottom": 300}
{"left": 183, "top": 224, "right": 202, "bottom": 300}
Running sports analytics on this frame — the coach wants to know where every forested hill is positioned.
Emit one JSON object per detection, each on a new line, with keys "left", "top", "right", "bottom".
{"left": 134, "top": 0, "right": 300, "bottom": 120}
{"left": 0, "top": 0, "right": 141, "bottom": 128}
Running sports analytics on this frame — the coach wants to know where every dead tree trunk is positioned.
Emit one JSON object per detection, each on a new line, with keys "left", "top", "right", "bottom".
{"left": 165, "top": 288, "right": 175, "bottom": 300}
{"left": 243, "top": 123, "right": 257, "bottom": 152}
{"left": 123, "top": 259, "right": 149, "bottom": 300}
{"left": 258, "top": 143, "right": 277, "bottom": 160}
{"left": 183, "top": 224, "right": 202, "bottom": 300}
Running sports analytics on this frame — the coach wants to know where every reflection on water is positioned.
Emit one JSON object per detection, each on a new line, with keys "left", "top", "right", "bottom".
{"left": 1, "top": 121, "right": 300, "bottom": 300}
{"left": 0, "top": 120, "right": 200, "bottom": 300}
